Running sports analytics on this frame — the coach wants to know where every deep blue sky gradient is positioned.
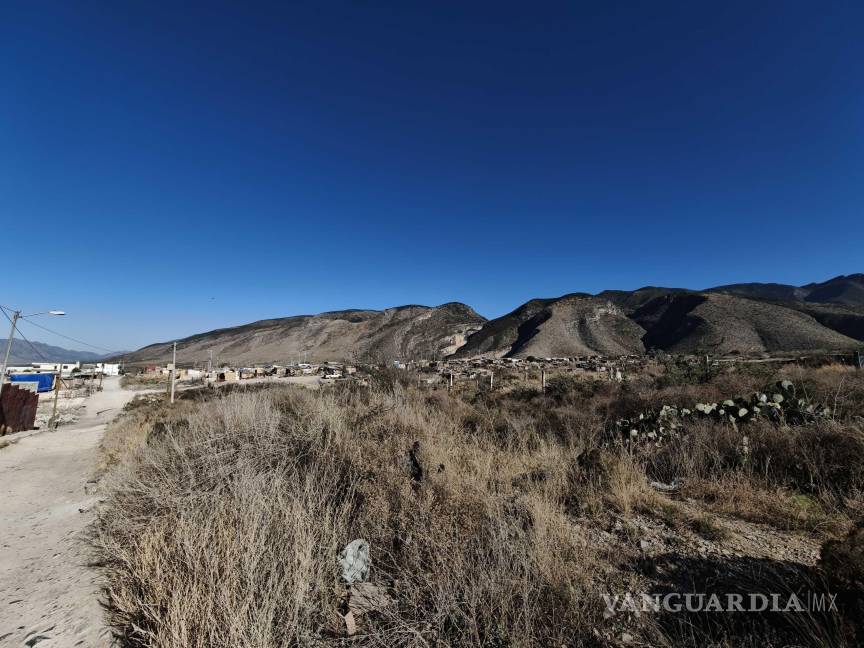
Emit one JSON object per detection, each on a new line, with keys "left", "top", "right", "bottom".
{"left": 2, "top": 1, "right": 862, "bottom": 350}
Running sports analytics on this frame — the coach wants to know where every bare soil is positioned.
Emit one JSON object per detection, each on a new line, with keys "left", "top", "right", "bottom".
{"left": 0, "top": 377, "right": 137, "bottom": 647}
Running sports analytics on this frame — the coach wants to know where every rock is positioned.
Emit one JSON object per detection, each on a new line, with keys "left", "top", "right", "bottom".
{"left": 342, "top": 610, "right": 356, "bottom": 636}
{"left": 348, "top": 582, "right": 393, "bottom": 615}
{"left": 649, "top": 480, "right": 680, "bottom": 493}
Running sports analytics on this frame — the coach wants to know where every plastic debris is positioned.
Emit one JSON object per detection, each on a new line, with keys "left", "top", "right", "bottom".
{"left": 338, "top": 539, "right": 370, "bottom": 584}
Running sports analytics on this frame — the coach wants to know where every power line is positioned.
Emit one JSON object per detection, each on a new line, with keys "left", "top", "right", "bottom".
{"left": 0, "top": 303, "right": 117, "bottom": 354}
{"left": 0, "top": 305, "right": 49, "bottom": 362}
{"left": 16, "top": 317, "right": 118, "bottom": 354}
{"left": 0, "top": 306, "right": 78, "bottom": 394}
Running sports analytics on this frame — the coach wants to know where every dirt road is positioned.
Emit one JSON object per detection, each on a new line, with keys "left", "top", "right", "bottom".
{"left": 0, "top": 377, "right": 136, "bottom": 647}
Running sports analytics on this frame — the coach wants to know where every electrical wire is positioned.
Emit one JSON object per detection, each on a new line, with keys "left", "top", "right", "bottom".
{"left": 16, "top": 317, "right": 118, "bottom": 354}
{"left": 0, "top": 303, "right": 118, "bottom": 355}
{"left": 1, "top": 305, "right": 85, "bottom": 390}
{"left": 0, "top": 305, "right": 49, "bottom": 361}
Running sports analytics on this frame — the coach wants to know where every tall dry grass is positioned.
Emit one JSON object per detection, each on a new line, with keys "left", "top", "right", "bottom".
{"left": 93, "top": 383, "right": 636, "bottom": 647}
{"left": 92, "top": 363, "right": 864, "bottom": 647}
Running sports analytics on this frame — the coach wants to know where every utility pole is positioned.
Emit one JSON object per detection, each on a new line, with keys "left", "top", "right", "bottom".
{"left": 208, "top": 349, "right": 213, "bottom": 373}
{"left": 541, "top": 369, "right": 546, "bottom": 392}
{"left": 51, "top": 370, "right": 61, "bottom": 429}
{"left": 170, "top": 342, "right": 177, "bottom": 404}
{"left": 0, "top": 310, "right": 20, "bottom": 389}
{"left": 490, "top": 371, "right": 494, "bottom": 389}
{"left": 2, "top": 308, "right": 64, "bottom": 388}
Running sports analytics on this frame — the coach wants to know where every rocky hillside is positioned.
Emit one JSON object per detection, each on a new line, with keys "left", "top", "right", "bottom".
{"left": 632, "top": 293, "right": 860, "bottom": 355}
{"left": 709, "top": 273, "right": 864, "bottom": 307}
{"left": 123, "top": 303, "right": 485, "bottom": 365}
{"left": 454, "top": 291, "right": 860, "bottom": 359}
{"left": 123, "top": 274, "right": 864, "bottom": 364}
{"left": 452, "top": 295, "right": 646, "bottom": 358}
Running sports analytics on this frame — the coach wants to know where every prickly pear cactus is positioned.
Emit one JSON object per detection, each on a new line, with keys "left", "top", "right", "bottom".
{"left": 615, "top": 380, "right": 832, "bottom": 445}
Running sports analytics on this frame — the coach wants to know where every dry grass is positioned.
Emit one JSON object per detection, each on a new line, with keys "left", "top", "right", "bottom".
{"left": 91, "top": 364, "right": 864, "bottom": 647}
{"left": 93, "top": 384, "right": 628, "bottom": 647}
{"left": 120, "top": 373, "right": 171, "bottom": 390}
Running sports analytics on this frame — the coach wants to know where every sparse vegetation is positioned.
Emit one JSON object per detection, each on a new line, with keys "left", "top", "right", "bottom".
{"left": 120, "top": 372, "right": 170, "bottom": 390}
{"left": 92, "top": 363, "right": 864, "bottom": 646}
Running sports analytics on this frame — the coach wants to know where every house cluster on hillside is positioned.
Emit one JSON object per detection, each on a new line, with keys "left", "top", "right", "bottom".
{"left": 124, "top": 350, "right": 743, "bottom": 397}
{"left": 391, "top": 354, "right": 655, "bottom": 385}
{"left": 138, "top": 361, "right": 359, "bottom": 383}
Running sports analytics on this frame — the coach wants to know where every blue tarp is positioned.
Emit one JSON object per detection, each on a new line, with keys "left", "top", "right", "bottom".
{"left": 8, "top": 373, "right": 55, "bottom": 392}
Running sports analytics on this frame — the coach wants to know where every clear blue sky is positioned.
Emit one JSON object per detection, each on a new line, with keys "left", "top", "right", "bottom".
{"left": 1, "top": 1, "right": 862, "bottom": 351}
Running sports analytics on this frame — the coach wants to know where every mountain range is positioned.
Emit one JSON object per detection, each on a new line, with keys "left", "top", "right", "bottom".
{"left": 122, "top": 274, "right": 864, "bottom": 364}
{"left": 3, "top": 339, "right": 108, "bottom": 365}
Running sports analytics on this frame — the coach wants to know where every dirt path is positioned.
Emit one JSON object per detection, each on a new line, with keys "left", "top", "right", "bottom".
{"left": 0, "top": 377, "right": 137, "bottom": 647}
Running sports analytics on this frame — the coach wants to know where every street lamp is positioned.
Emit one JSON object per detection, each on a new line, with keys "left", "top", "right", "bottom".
{"left": 0, "top": 309, "right": 66, "bottom": 388}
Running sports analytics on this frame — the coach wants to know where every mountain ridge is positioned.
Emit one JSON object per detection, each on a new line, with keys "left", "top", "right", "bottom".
{"left": 123, "top": 303, "right": 486, "bottom": 365}
{"left": 2, "top": 339, "right": 109, "bottom": 365}
{"left": 122, "top": 274, "right": 864, "bottom": 364}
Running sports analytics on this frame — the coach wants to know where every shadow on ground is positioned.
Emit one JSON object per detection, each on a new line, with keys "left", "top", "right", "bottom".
{"left": 629, "top": 552, "right": 860, "bottom": 647}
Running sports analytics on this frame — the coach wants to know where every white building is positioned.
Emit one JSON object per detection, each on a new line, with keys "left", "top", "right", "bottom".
{"left": 96, "top": 363, "right": 120, "bottom": 376}
{"left": 27, "top": 362, "right": 81, "bottom": 377}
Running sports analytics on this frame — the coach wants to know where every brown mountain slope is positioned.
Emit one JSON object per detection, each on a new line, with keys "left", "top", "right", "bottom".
{"left": 794, "top": 303, "right": 864, "bottom": 342}
{"left": 708, "top": 273, "right": 864, "bottom": 307}
{"left": 595, "top": 286, "right": 689, "bottom": 312}
{"left": 801, "top": 273, "right": 864, "bottom": 307}
{"left": 453, "top": 295, "right": 646, "bottom": 358}
{"left": 124, "top": 303, "right": 485, "bottom": 365}
{"left": 123, "top": 273, "right": 864, "bottom": 365}
{"left": 633, "top": 293, "right": 861, "bottom": 354}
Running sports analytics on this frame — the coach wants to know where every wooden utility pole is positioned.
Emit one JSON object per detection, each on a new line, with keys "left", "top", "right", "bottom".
{"left": 51, "top": 369, "right": 61, "bottom": 429}
{"left": 0, "top": 310, "right": 20, "bottom": 389}
{"left": 170, "top": 342, "right": 177, "bottom": 404}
